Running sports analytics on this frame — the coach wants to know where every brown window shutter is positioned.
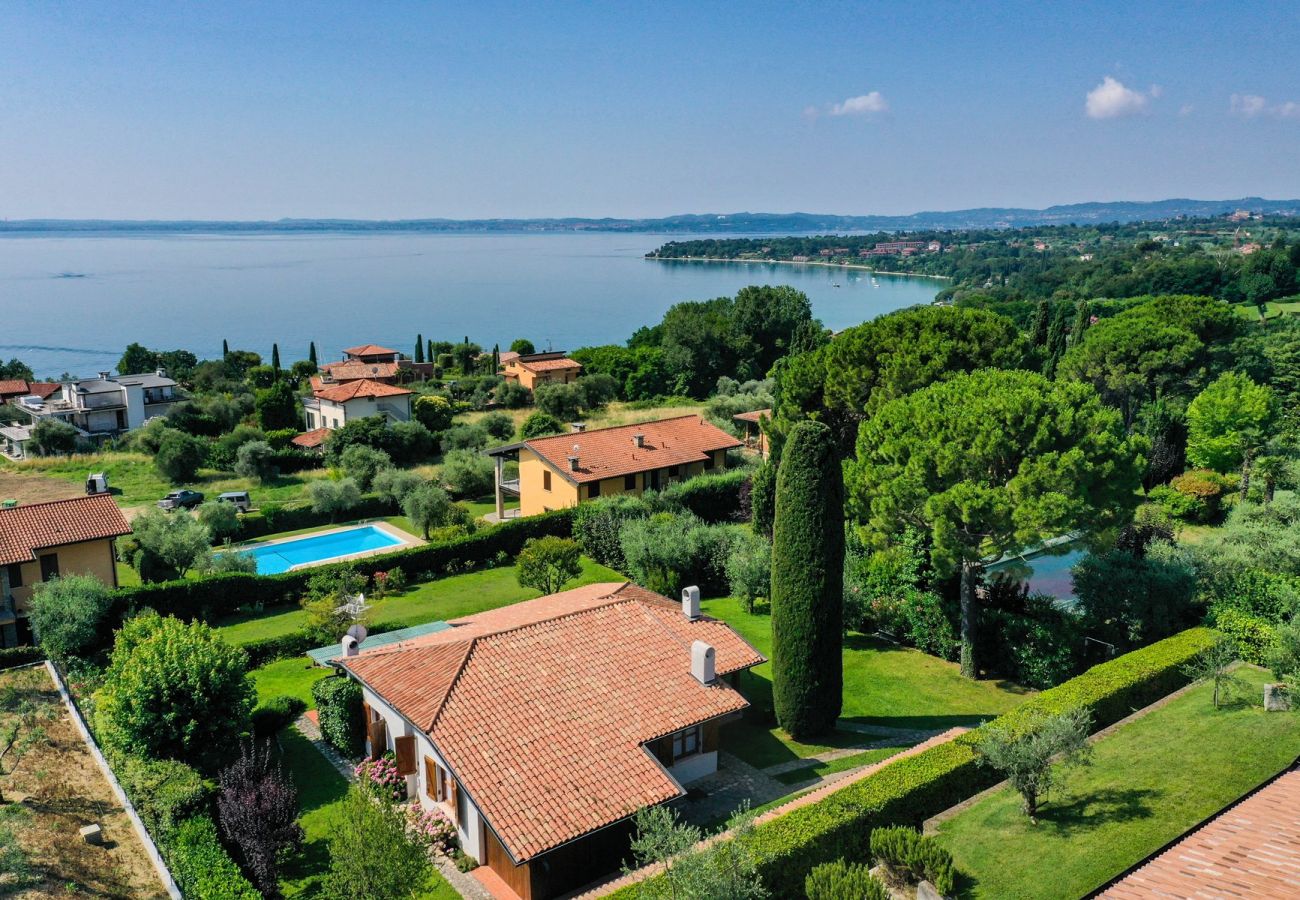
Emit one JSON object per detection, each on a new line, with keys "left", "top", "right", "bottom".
{"left": 424, "top": 757, "right": 437, "bottom": 800}
{"left": 368, "top": 717, "right": 387, "bottom": 757}
{"left": 362, "top": 701, "right": 372, "bottom": 722}
{"left": 449, "top": 779, "right": 460, "bottom": 824}
{"left": 395, "top": 735, "right": 416, "bottom": 775}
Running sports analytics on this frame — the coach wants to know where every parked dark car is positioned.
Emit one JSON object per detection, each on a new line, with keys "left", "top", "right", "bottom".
{"left": 158, "top": 489, "right": 205, "bottom": 510}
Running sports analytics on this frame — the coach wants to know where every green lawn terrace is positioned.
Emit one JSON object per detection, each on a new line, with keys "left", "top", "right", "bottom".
{"left": 932, "top": 665, "right": 1300, "bottom": 900}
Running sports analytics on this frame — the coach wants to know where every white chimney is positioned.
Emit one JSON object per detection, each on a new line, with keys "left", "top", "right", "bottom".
{"left": 691, "top": 640, "right": 716, "bottom": 684}
{"left": 681, "top": 585, "right": 701, "bottom": 620}
{"left": 633, "top": 433, "right": 645, "bottom": 448}
{"left": 571, "top": 422, "right": 586, "bottom": 433}
{"left": 341, "top": 634, "right": 359, "bottom": 657}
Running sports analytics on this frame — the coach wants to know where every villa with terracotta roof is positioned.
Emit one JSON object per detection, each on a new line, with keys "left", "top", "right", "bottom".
{"left": 302, "top": 377, "right": 412, "bottom": 431}
{"left": 330, "top": 581, "right": 764, "bottom": 900}
{"left": 0, "top": 494, "right": 131, "bottom": 647}
{"left": 484, "top": 415, "right": 741, "bottom": 518}
{"left": 733, "top": 407, "right": 772, "bottom": 458}
{"left": 501, "top": 351, "right": 582, "bottom": 391}
{"left": 341, "top": 343, "right": 401, "bottom": 364}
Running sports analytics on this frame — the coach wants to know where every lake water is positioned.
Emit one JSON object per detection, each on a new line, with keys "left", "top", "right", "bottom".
{"left": 0, "top": 232, "right": 940, "bottom": 378}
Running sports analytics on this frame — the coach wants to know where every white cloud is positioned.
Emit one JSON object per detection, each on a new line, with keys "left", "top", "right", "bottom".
{"left": 1179, "top": 103, "right": 1195, "bottom": 117}
{"left": 1233, "top": 93, "right": 1300, "bottom": 120}
{"left": 1085, "top": 76, "right": 1155, "bottom": 119}
{"left": 827, "top": 92, "right": 889, "bottom": 117}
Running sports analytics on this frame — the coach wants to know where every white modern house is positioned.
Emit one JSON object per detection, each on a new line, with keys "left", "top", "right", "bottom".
{"left": 301, "top": 378, "right": 412, "bottom": 431}
{"left": 3, "top": 370, "right": 181, "bottom": 456}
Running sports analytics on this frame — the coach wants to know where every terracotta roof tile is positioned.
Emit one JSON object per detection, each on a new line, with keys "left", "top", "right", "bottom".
{"left": 312, "top": 378, "right": 411, "bottom": 403}
{"left": 1101, "top": 767, "right": 1300, "bottom": 899}
{"left": 291, "top": 427, "right": 331, "bottom": 449}
{"left": 732, "top": 408, "right": 772, "bottom": 424}
{"left": 0, "top": 494, "right": 131, "bottom": 565}
{"left": 318, "top": 361, "right": 400, "bottom": 381}
{"left": 518, "top": 357, "right": 582, "bottom": 373}
{"left": 343, "top": 344, "right": 398, "bottom": 356}
{"left": 342, "top": 582, "right": 764, "bottom": 862}
{"left": 518, "top": 415, "right": 741, "bottom": 484}
{"left": 28, "top": 383, "right": 61, "bottom": 399}
{"left": 0, "top": 380, "right": 30, "bottom": 397}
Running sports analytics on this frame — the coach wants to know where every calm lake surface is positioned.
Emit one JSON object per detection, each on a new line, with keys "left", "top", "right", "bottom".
{"left": 0, "top": 232, "right": 940, "bottom": 378}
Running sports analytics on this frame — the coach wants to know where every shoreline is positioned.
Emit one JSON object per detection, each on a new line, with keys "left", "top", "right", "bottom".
{"left": 647, "top": 255, "right": 952, "bottom": 281}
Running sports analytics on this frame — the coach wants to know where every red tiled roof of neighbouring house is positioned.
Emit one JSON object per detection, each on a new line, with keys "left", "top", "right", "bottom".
{"left": 497, "top": 415, "right": 740, "bottom": 484}
{"left": 318, "top": 361, "right": 400, "bottom": 381}
{"left": 291, "top": 427, "right": 331, "bottom": 449}
{"left": 732, "top": 408, "right": 772, "bottom": 424}
{"left": 497, "top": 350, "right": 520, "bottom": 366}
{"left": 0, "top": 380, "right": 31, "bottom": 397}
{"left": 28, "top": 383, "right": 61, "bottom": 399}
{"left": 1100, "top": 767, "right": 1300, "bottom": 899}
{"left": 312, "top": 378, "right": 412, "bottom": 403}
{"left": 343, "top": 344, "right": 398, "bottom": 357}
{"left": 0, "top": 494, "right": 131, "bottom": 565}
{"left": 517, "top": 356, "right": 581, "bottom": 373}
{"left": 341, "top": 581, "right": 765, "bottom": 863}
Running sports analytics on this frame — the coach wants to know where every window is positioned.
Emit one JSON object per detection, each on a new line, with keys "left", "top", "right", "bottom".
{"left": 543, "top": 470, "right": 552, "bottom": 491}
{"left": 703, "top": 451, "right": 715, "bottom": 471}
{"left": 588, "top": 480, "right": 601, "bottom": 499}
{"left": 4, "top": 563, "right": 22, "bottom": 590}
{"left": 39, "top": 554, "right": 59, "bottom": 582}
{"left": 668, "top": 465, "right": 680, "bottom": 477}
{"left": 624, "top": 474, "right": 637, "bottom": 491}
{"left": 672, "top": 725, "right": 701, "bottom": 761}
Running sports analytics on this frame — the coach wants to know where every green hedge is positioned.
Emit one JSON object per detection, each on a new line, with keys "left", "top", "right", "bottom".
{"left": 313, "top": 674, "right": 365, "bottom": 758}
{"left": 234, "top": 495, "right": 394, "bottom": 542}
{"left": 660, "top": 468, "right": 750, "bottom": 523}
{"left": 610, "top": 627, "right": 1219, "bottom": 898}
{"left": 241, "top": 631, "right": 321, "bottom": 669}
{"left": 107, "top": 508, "right": 576, "bottom": 638}
{"left": 109, "top": 751, "right": 210, "bottom": 840}
{"left": 168, "top": 814, "right": 261, "bottom": 900}
{"left": 251, "top": 695, "right": 308, "bottom": 738}
{"left": 0, "top": 646, "right": 44, "bottom": 670}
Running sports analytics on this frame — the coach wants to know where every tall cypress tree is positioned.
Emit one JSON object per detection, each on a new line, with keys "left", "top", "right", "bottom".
{"left": 1070, "top": 300, "right": 1092, "bottom": 348}
{"left": 308, "top": 341, "right": 317, "bottom": 365}
{"left": 1043, "top": 305, "right": 1069, "bottom": 377}
{"left": 415, "top": 334, "right": 425, "bottom": 363}
{"left": 492, "top": 343, "right": 500, "bottom": 371}
{"left": 771, "top": 420, "right": 844, "bottom": 739}
{"left": 1030, "top": 300, "right": 1050, "bottom": 348}
{"left": 427, "top": 338, "right": 434, "bottom": 364}
{"left": 222, "top": 339, "right": 230, "bottom": 359}
{"left": 271, "top": 343, "right": 281, "bottom": 373}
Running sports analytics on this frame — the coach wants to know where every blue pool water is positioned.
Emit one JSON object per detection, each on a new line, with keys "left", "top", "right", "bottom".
{"left": 233, "top": 525, "right": 403, "bottom": 574}
{"left": 986, "top": 540, "right": 1088, "bottom": 606}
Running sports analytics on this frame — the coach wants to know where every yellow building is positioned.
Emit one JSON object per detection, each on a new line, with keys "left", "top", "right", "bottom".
{"left": 486, "top": 415, "right": 742, "bottom": 518}
{"left": 0, "top": 494, "right": 131, "bottom": 647}
{"left": 502, "top": 352, "right": 582, "bottom": 391}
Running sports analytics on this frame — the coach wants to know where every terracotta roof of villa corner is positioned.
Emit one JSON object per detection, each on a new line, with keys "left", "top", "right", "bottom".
{"left": 732, "top": 408, "right": 772, "bottom": 424}
{"left": 28, "top": 383, "right": 62, "bottom": 399}
{"left": 343, "top": 344, "right": 398, "bottom": 356}
{"left": 0, "top": 494, "right": 131, "bottom": 565}
{"left": 318, "top": 361, "right": 400, "bottom": 381}
{"left": 496, "top": 415, "right": 741, "bottom": 484}
{"left": 0, "top": 380, "right": 31, "bottom": 397}
{"left": 517, "top": 356, "right": 582, "bottom": 373}
{"left": 291, "top": 427, "right": 331, "bottom": 449}
{"left": 1100, "top": 766, "right": 1300, "bottom": 899}
{"left": 312, "top": 378, "right": 412, "bottom": 403}
{"left": 341, "top": 581, "right": 765, "bottom": 863}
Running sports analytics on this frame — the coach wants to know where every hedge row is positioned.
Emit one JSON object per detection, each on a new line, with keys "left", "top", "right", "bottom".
{"left": 0, "top": 646, "right": 44, "bottom": 670}
{"left": 233, "top": 495, "right": 395, "bottom": 543}
{"left": 659, "top": 468, "right": 751, "bottom": 523}
{"left": 108, "top": 508, "right": 576, "bottom": 632}
{"left": 169, "top": 814, "right": 261, "bottom": 900}
{"left": 609, "top": 626, "right": 1219, "bottom": 899}
{"left": 313, "top": 674, "right": 365, "bottom": 758}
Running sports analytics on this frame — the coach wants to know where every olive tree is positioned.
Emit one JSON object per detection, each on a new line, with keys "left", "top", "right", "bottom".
{"left": 516, "top": 536, "right": 583, "bottom": 595}
{"left": 976, "top": 707, "right": 1093, "bottom": 822}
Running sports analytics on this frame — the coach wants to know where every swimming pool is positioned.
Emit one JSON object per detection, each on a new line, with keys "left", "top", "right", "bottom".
{"left": 231, "top": 524, "right": 404, "bottom": 574}
{"left": 986, "top": 537, "right": 1087, "bottom": 606}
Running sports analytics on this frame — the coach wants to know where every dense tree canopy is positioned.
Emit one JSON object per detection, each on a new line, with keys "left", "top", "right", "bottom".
{"left": 1186, "top": 372, "right": 1279, "bottom": 487}
{"left": 850, "top": 369, "right": 1145, "bottom": 676}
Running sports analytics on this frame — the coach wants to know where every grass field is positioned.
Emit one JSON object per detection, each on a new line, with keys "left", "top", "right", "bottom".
{"left": 276, "top": 727, "right": 457, "bottom": 899}
{"left": 1235, "top": 299, "right": 1300, "bottom": 321}
{"left": 462, "top": 398, "right": 706, "bottom": 434}
{"left": 934, "top": 665, "right": 1300, "bottom": 900}
{"left": 216, "top": 555, "right": 624, "bottom": 645}
{"left": 703, "top": 596, "right": 1031, "bottom": 770}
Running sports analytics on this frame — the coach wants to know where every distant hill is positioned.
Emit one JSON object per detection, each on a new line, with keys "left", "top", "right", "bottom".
{"left": 3, "top": 198, "right": 1298, "bottom": 235}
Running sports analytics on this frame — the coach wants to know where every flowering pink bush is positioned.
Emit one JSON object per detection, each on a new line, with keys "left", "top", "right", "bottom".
{"left": 354, "top": 752, "right": 407, "bottom": 801}
{"left": 405, "top": 803, "right": 458, "bottom": 854}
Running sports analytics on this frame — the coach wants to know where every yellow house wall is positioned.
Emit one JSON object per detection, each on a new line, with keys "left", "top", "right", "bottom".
{"left": 517, "top": 449, "right": 728, "bottom": 516}
{"left": 10, "top": 539, "right": 118, "bottom": 616}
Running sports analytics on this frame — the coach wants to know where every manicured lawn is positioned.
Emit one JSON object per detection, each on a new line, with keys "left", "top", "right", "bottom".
{"left": 771, "top": 744, "right": 911, "bottom": 785}
{"left": 251, "top": 656, "right": 331, "bottom": 707}
{"left": 216, "top": 556, "right": 625, "bottom": 645}
{"left": 275, "top": 728, "right": 459, "bottom": 900}
{"left": 934, "top": 666, "right": 1300, "bottom": 900}
{"left": 703, "top": 597, "right": 1031, "bottom": 770}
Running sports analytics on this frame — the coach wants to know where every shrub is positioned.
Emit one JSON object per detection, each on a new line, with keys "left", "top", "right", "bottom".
{"left": 749, "top": 460, "right": 776, "bottom": 537}
{"left": 355, "top": 754, "right": 407, "bottom": 802}
{"left": 982, "top": 597, "right": 1082, "bottom": 689}
{"left": 168, "top": 814, "right": 261, "bottom": 900}
{"left": 405, "top": 804, "right": 458, "bottom": 855}
{"left": 479, "top": 412, "right": 515, "bottom": 441}
{"left": 322, "top": 784, "right": 430, "bottom": 900}
{"left": 620, "top": 513, "right": 737, "bottom": 596}
{"left": 388, "top": 420, "right": 438, "bottom": 465}
{"left": 233, "top": 439, "right": 277, "bottom": 483}
{"left": 156, "top": 430, "right": 207, "bottom": 484}
{"left": 339, "top": 445, "right": 392, "bottom": 491}
{"left": 29, "top": 417, "right": 81, "bottom": 455}
{"left": 576, "top": 373, "right": 619, "bottom": 410}
{"left": 0, "top": 646, "right": 45, "bottom": 670}
{"left": 515, "top": 536, "right": 583, "bottom": 595}
{"left": 868, "top": 826, "right": 956, "bottom": 896}
{"left": 95, "top": 612, "right": 254, "bottom": 766}
{"left": 659, "top": 468, "right": 750, "bottom": 523}
{"left": 519, "top": 410, "right": 564, "bottom": 439}
{"left": 534, "top": 382, "right": 583, "bottom": 421}
{"left": 772, "top": 420, "right": 844, "bottom": 739}
{"left": 204, "top": 550, "right": 258, "bottom": 575}
{"left": 805, "top": 860, "right": 890, "bottom": 900}
{"left": 414, "top": 393, "right": 455, "bottom": 432}
{"left": 442, "top": 423, "right": 491, "bottom": 451}
{"left": 1211, "top": 608, "right": 1277, "bottom": 665}
{"left": 494, "top": 380, "right": 530, "bottom": 409}
{"left": 573, "top": 495, "right": 651, "bottom": 570}
{"left": 726, "top": 531, "right": 771, "bottom": 612}
{"left": 112, "top": 752, "right": 210, "bottom": 839}
{"left": 1167, "top": 469, "right": 1232, "bottom": 523}
{"left": 196, "top": 500, "right": 242, "bottom": 542}
{"left": 28, "top": 574, "right": 114, "bottom": 663}
{"left": 313, "top": 675, "right": 366, "bottom": 758}
{"left": 307, "top": 477, "right": 362, "bottom": 521}
{"left": 217, "top": 740, "right": 303, "bottom": 895}
{"left": 440, "top": 449, "right": 495, "bottom": 499}
{"left": 251, "top": 695, "right": 308, "bottom": 738}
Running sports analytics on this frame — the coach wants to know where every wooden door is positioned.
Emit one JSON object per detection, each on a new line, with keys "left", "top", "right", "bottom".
{"left": 482, "top": 823, "right": 531, "bottom": 900}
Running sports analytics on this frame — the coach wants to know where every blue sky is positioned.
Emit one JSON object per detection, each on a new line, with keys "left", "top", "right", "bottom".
{"left": 3, "top": 1, "right": 1298, "bottom": 219}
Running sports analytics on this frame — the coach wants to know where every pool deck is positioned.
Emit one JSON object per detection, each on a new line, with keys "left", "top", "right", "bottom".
{"left": 234, "top": 520, "right": 424, "bottom": 572}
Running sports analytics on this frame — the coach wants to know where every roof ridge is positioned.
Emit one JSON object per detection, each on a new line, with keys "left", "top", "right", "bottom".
{"left": 425, "top": 640, "right": 477, "bottom": 731}
{"left": 460, "top": 582, "right": 633, "bottom": 641}
{"left": 523, "top": 414, "right": 703, "bottom": 445}
{"left": 0, "top": 494, "right": 117, "bottom": 513}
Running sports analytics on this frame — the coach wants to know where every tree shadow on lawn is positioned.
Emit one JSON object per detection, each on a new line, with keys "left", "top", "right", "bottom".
{"left": 1035, "top": 786, "right": 1158, "bottom": 836}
